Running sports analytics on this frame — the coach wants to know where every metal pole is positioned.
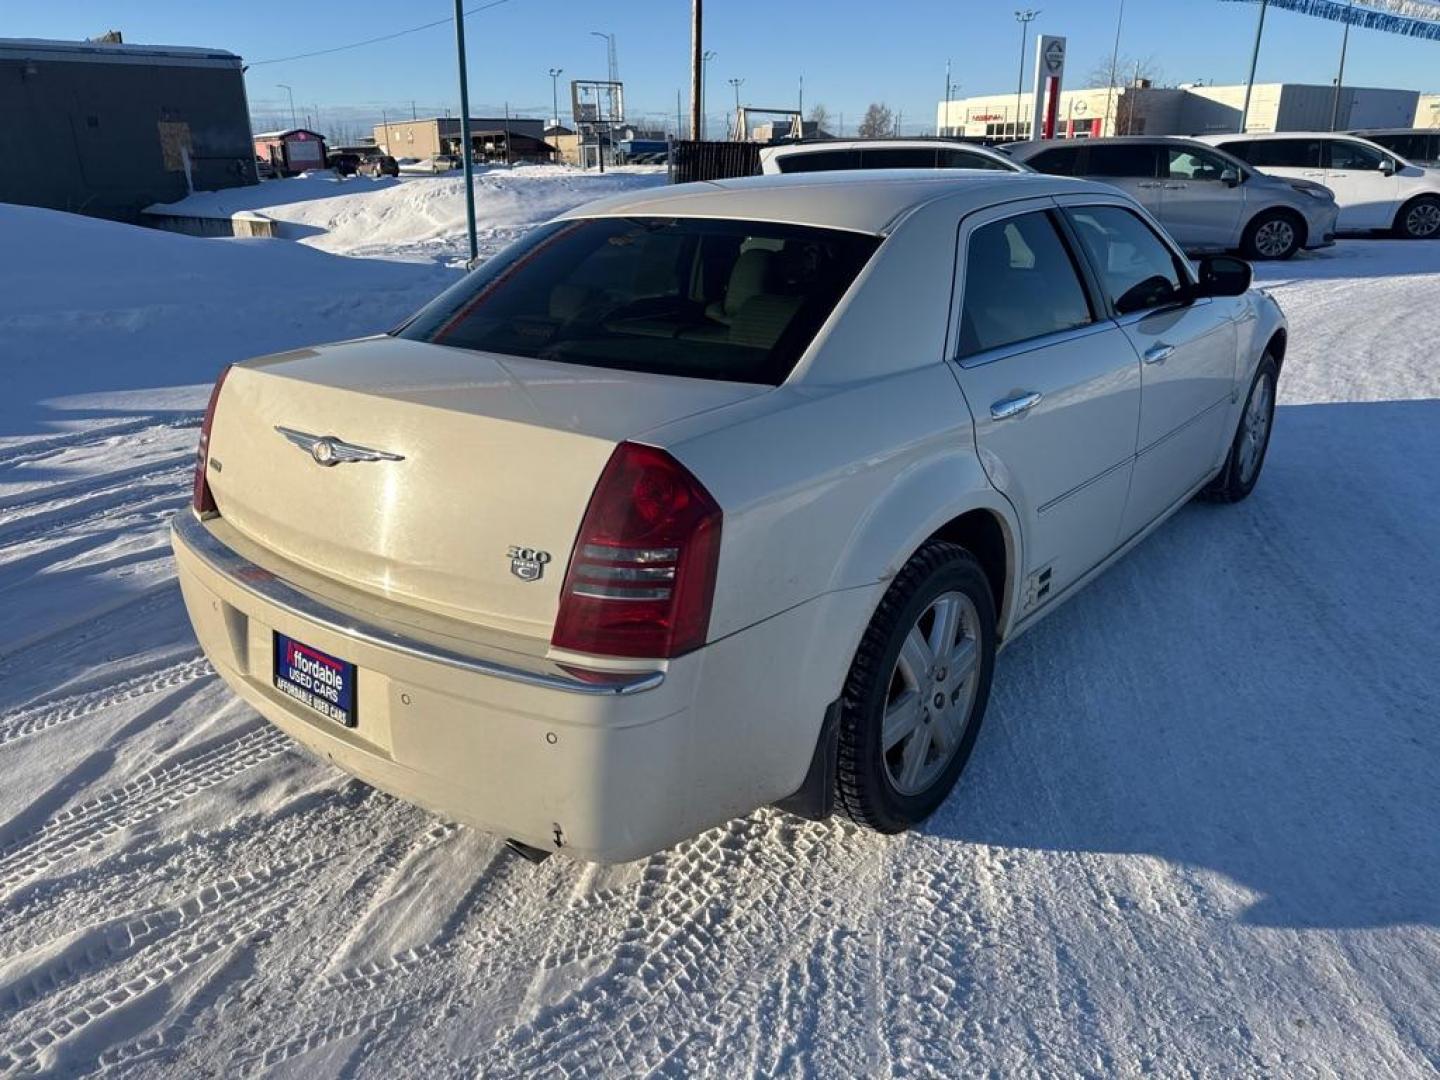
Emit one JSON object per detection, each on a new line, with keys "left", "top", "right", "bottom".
{"left": 453, "top": 0, "right": 477, "bottom": 264}
{"left": 1330, "top": 0, "right": 1354, "bottom": 132}
{"left": 690, "top": 0, "right": 703, "bottom": 143}
{"left": 548, "top": 68, "right": 563, "bottom": 129}
{"left": 1014, "top": 10, "right": 1039, "bottom": 140}
{"left": 728, "top": 78, "right": 744, "bottom": 139}
{"left": 943, "top": 58, "right": 951, "bottom": 136}
{"left": 1239, "top": 0, "right": 1269, "bottom": 134}
{"left": 277, "top": 84, "right": 297, "bottom": 130}
{"left": 701, "top": 51, "right": 716, "bottom": 140}
{"left": 1104, "top": 0, "right": 1125, "bottom": 137}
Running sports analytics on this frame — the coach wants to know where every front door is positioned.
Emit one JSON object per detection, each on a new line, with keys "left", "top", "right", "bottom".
{"left": 949, "top": 201, "right": 1141, "bottom": 609}
{"left": 1083, "top": 142, "right": 1165, "bottom": 220}
{"left": 1159, "top": 145, "right": 1246, "bottom": 250}
{"left": 1060, "top": 200, "right": 1238, "bottom": 540}
{"left": 1323, "top": 139, "right": 1403, "bottom": 231}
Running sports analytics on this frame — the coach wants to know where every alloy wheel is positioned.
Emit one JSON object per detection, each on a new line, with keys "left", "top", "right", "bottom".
{"left": 1406, "top": 202, "right": 1440, "bottom": 238}
{"left": 1239, "top": 370, "right": 1275, "bottom": 484}
{"left": 1254, "top": 218, "right": 1296, "bottom": 259}
{"left": 882, "top": 591, "right": 982, "bottom": 796}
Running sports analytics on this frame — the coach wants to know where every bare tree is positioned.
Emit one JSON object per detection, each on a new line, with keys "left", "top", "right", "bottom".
{"left": 1085, "top": 53, "right": 1164, "bottom": 89}
{"left": 808, "top": 102, "right": 830, "bottom": 135}
{"left": 857, "top": 102, "right": 894, "bottom": 140}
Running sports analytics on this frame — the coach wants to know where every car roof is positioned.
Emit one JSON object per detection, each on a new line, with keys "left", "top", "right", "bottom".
{"left": 1350, "top": 127, "right": 1436, "bottom": 136}
{"left": 762, "top": 139, "right": 1009, "bottom": 156}
{"left": 1006, "top": 135, "right": 1229, "bottom": 157}
{"left": 1200, "top": 131, "right": 1372, "bottom": 141}
{"left": 558, "top": 170, "right": 1126, "bottom": 235}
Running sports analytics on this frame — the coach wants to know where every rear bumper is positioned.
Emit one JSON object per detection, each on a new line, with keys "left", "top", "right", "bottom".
{"left": 171, "top": 512, "right": 870, "bottom": 861}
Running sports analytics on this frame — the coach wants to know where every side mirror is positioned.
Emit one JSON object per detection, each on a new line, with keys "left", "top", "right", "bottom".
{"left": 1220, "top": 167, "right": 1241, "bottom": 187}
{"left": 1380, "top": 158, "right": 1397, "bottom": 176}
{"left": 1196, "top": 255, "right": 1252, "bottom": 298}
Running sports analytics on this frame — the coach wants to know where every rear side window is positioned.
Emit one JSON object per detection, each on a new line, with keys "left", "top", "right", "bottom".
{"left": 1084, "top": 144, "right": 1159, "bottom": 178}
{"left": 1328, "top": 140, "right": 1390, "bottom": 171}
{"left": 1025, "top": 146, "right": 1083, "bottom": 176}
{"left": 958, "top": 211, "right": 1094, "bottom": 356}
{"left": 936, "top": 148, "right": 1012, "bottom": 170}
{"left": 775, "top": 149, "right": 863, "bottom": 173}
{"left": 398, "top": 217, "right": 881, "bottom": 385}
{"left": 1224, "top": 139, "right": 1323, "bottom": 168}
{"left": 861, "top": 147, "right": 937, "bottom": 168}
{"left": 1068, "top": 206, "right": 1187, "bottom": 316}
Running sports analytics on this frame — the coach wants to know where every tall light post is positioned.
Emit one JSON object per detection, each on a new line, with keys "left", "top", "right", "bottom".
{"left": 1013, "top": 10, "right": 1039, "bottom": 141}
{"left": 547, "top": 67, "right": 564, "bottom": 128}
{"left": 1239, "top": 0, "right": 1270, "bottom": 134}
{"left": 701, "top": 50, "right": 717, "bottom": 139}
{"left": 452, "top": 0, "right": 478, "bottom": 264}
{"left": 1104, "top": 0, "right": 1125, "bottom": 137}
{"left": 590, "top": 30, "right": 617, "bottom": 84}
{"left": 728, "top": 77, "right": 744, "bottom": 139}
{"left": 1330, "top": 0, "right": 1356, "bottom": 131}
{"left": 276, "top": 83, "right": 297, "bottom": 130}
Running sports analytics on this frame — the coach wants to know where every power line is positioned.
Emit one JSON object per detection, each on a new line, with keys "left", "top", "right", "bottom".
{"left": 247, "top": 0, "right": 516, "bottom": 68}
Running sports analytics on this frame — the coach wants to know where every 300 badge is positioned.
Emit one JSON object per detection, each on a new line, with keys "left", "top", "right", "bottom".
{"left": 508, "top": 545, "right": 551, "bottom": 582}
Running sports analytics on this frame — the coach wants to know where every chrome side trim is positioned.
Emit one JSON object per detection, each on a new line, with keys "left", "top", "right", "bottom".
{"left": 171, "top": 513, "right": 664, "bottom": 696}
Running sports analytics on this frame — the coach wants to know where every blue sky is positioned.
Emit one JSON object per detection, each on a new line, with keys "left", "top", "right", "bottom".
{"left": 11, "top": 1, "right": 1440, "bottom": 136}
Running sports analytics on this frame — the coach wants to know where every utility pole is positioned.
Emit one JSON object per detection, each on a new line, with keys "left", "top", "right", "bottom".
{"left": 943, "top": 59, "right": 952, "bottom": 136}
{"left": 728, "top": 78, "right": 744, "bottom": 139}
{"left": 690, "top": 0, "right": 703, "bottom": 143}
{"left": 1104, "top": 0, "right": 1125, "bottom": 137}
{"left": 798, "top": 74, "right": 804, "bottom": 123}
{"left": 1330, "top": 0, "right": 1355, "bottom": 131}
{"left": 1014, "top": 10, "right": 1039, "bottom": 141}
{"left": 1239, "top": 0, "right": 1269, "bottom": 134}
{"left": 548, "top": 67, "right": 564, "bottom": 128}
{"left": 277, "top": 83, "right": 297, "bottom": 130}
{"left": 452, "top": 0, "right": 478, "bottom": 264}
{"left": 381, "top": 107, "right": 390, "bottom": 152}
{"left": 677, "top": 88, "right": 684, "bottom": 138}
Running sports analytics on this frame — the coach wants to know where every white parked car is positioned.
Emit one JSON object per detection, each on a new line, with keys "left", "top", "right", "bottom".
{"left": 760, "top": 138, "right": 1024, "bottom": 175}
{"left": 173, "top": 172, "right": 1286, "bottom": 862}
{"left": 1199, "top": 131, "right": 1440, "bottom": 239}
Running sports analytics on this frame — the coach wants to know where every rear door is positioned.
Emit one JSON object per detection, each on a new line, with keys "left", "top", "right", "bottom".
{"left": 1083, "top": 143, "right": 1165, "bottom": 219}
{"left": 1159, "top": 144, "right": 1246, "bottom": 250}
{"left": 1220, "top": 137, "right": 1326, "bottom": 186}
{"left": 1060, "top": 199, "right": 1238, "bottom": 540}
{"left": 1323, "top": 138, "right": 1402, "bottom": 230}
{"left": 948, "top": 200, "right": 1141, "bottom": 609}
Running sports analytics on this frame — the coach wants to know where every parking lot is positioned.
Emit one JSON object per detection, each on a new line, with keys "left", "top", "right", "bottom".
{"left": 0, "top": 176, "right": 1437, "bottom": 1075}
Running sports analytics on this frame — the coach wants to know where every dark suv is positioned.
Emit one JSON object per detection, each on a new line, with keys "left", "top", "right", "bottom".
{"left": 358, "top": 154, "right": 400, "bottom": 178}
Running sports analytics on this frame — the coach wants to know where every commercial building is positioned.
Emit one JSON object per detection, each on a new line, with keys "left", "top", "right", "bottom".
{"left": 1417, "top": 94, "right": 1440, "bottom": 127}
{"left": 254, "top": 129, "right": 327, "bottom": 176}
{"left": 373, "top": 116, "right": 548, "bottom": 162}
{"left": 938, "top": 82, "right": 1421, "bottom": 141}
{"left": 0, "top": 36, "right": 256, "bottom": 221}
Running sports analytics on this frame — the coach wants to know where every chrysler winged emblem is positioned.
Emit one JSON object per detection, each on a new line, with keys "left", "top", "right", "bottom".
{"left": 275, "top": 426, "right": 404, "bottom": 467}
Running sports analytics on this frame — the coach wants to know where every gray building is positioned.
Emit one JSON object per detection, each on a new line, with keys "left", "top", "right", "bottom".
{"left": 0, "top": 37, "right": 256, "bottom": 222}
{"left": 374, "top": 117, "right": 546, "bottom": 160}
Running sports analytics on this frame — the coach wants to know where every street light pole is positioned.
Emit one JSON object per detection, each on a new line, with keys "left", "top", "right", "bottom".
{"left": 1330, "top": 0, "right": 1355, "bottom": 132}
{"left": 728, "top": 77, "right": 744, "bottom": 139}
{"left": 1239, "top": 0, "right": 1269, "bottom": 134}
{"left": 548, "top": 67, "right": 564, "bottom": 129}
{"left": 1014, "top": 10, "right": 1039, "bottom": 141}
{"left": 452, "top": 0, "right": 478, "bottom": 265}
{"left": 701, "top": 50, "right": 717, "bottom": 139}
{"left": 276, "top": 83, "right": 297, "bottom": 130}
{"left": 1104, "top": 0, "right": 1125, "bottom": 137}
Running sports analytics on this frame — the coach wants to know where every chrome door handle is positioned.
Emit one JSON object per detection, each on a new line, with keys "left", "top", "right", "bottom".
{"left": 1137, "top": 182, "right": 1163, "bottom": 189}
{"left": 1303, "top": 171, "right": 1325, "bottom": 177}
{"left": 1143, "top": 344, "right": 1175, "bottom": 365}
{"left": 1163, "top": 183, "right": 1187, "bottom": 189}
{"left": 990, "top": 392, "right": 1042, "bottom": 420}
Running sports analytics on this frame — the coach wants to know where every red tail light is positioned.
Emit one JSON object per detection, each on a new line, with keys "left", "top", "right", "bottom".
{"left": 552, "top": 442, "right": 722, "bottom": 659}
{"left": 191, "top": 366, "right": 232, "bottom": 514}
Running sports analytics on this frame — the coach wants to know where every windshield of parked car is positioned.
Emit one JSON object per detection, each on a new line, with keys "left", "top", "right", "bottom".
{"left": 397, "top": 217, "right": 882, "bottom": 385}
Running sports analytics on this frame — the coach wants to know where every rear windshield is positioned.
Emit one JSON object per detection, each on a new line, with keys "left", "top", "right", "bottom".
{"left": 397, "top": 217, "right": 882, "bottom": 385}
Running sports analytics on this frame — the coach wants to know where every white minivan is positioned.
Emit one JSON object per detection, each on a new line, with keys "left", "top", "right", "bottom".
{"left": 1200, "top": 131, "right": 1440, "bottom": 239}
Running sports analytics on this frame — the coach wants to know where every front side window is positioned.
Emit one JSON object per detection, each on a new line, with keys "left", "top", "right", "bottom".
{"left": 1328, "top": 140, "right": 1390, "bottom": 171}
{"left": 958, "top": 212, "right": 1094, "bottom": 356}
{"left": 1068, "top": 206, "right": 1188, "bottom": 316}
{"left": 398, "top": 217, "right": 880, "bottom": 385}
{"left": 775, "top": 149, "right": 864, "bottom": 173}
{"left": 1085, "top": 144, "right": 1160, "bottom": 179}
{"left": 1167, "top": 146, "right": 1235, "bottom": 182}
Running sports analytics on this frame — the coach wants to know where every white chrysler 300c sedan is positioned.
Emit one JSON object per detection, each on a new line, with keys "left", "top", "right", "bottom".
{"left": 173, "top": 171, "right": 1286, "bottom": 862}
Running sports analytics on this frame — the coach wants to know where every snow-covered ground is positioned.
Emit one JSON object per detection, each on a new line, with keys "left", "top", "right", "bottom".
{"left": 1, "top": 177, "right": 1438, "bottom": 1077}
{"left": 148, "top": 165, "right": 665, "bottom": 265}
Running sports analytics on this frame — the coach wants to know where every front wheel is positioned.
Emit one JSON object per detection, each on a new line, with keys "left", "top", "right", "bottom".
{"left": 834, "top": 541, "right": 997, "bottom": 833}
{"left": 1242, "top": 210, "right": 1303, "bottom": 260}
{"left": 1394, "top": 196, "right": 1440, "bottom": 240}
{"left": 1202, "top": 352, "right": 1278, "bottom": 503}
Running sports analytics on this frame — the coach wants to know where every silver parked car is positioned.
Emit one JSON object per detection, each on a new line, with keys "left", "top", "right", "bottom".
{"left": 760, "top": 139, "right": 1025, "bottom": 175}
{"left": 1007, "top": 136, "right": 1338, "bottom": 260}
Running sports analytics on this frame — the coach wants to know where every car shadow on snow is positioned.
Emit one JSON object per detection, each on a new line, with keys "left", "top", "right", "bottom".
{"left": 929, "top": 399, "right": 1440, "bottom": 931}
{"left": 1253, "top": 239, "right": 1440, "bottom": 285}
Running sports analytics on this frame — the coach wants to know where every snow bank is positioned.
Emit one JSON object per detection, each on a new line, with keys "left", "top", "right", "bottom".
{"left": 148, "top": 165, "right": 668, "bottom": 263}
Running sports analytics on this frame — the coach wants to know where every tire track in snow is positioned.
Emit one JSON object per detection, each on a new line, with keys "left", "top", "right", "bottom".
{"left": 0, "top": 470, "right": 190, "bottom": 550}
{"left": 0, "top": 725, "right": 292, "bottom": 895}
{"left": 0, "top": 655, "right": 211, "bottom": 749}
{"left": 0, "top": 416, "right": 198, "bottom": 470}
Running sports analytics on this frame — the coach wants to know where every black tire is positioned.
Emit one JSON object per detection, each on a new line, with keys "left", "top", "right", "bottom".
{"left": 1201, "top": 352, "right": 1278, "bottom": 504}
{"left": 835, "top": 540, "right": 997, "bottom": 833}
{"left": 1393, "top": 195, "right": 1440, "bottom": 240}
{"left": 1241, "top": 209, "right": 1304, "bottom": 260}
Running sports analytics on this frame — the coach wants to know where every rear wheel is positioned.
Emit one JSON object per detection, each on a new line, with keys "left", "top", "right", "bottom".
{"left": 1394, "top": 196, "right": 1440, "bottom": 240}
{"left": 835, "top": 541, "right": 997, "bottom": 833}
{"left": 1242, "top": 210, "right": 1303, "bottom": 260}
{"left": 1202, "top": 352, "right": 1278, "bottom": 503}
